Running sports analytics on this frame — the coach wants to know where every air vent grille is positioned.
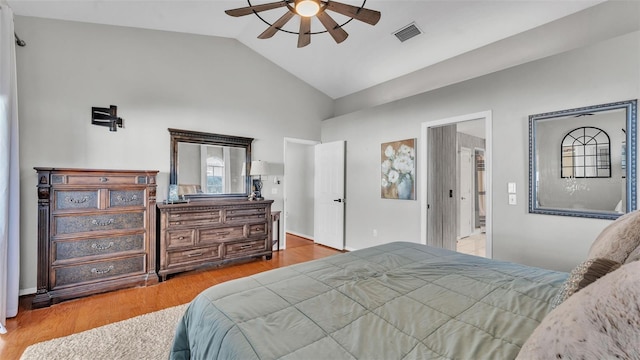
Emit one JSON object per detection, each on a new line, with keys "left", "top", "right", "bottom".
{"left": 393, "top": 23, "right": 422, "bottom": 42}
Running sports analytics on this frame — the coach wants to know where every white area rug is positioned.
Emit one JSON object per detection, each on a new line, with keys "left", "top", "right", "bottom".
{"left": 20, "top": 304, "right": 188, "bottom": 360}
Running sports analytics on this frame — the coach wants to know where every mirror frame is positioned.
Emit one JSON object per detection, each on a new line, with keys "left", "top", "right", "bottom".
{"left": 529, "top": 100, "right": 637, "bottom": 219}
{"left": 169, "top": 128, "right": 253, "bottom": 199}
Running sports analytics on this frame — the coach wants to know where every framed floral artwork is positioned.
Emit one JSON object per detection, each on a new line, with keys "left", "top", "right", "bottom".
{"left": 381, "top": 138, "right": 416, "bottom": 200}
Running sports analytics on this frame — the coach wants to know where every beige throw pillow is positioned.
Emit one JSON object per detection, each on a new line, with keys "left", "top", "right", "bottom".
{"left": 551, "top": 258, "right": 621, "bottom": 309}
{"left": 587, "top": 209, "right": 640, "bottom": 264}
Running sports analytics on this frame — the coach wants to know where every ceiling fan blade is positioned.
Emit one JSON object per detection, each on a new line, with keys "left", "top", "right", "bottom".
{"left": 258, "top": 11, "right": 295, "bottom": 39}
{"left": 298, "top": 16, "right": 311, "bottom": 48}
{"left": 316, "top": 11, "right": 348, "bottom": 44}
{"left": 225, "top": 1, "right": 289, "bottom": 17}
{"left": 326, "top": 1, "right": 381, "bottom": 26}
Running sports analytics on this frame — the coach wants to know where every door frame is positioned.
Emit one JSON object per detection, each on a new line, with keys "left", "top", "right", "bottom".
{"left": 420, "top": 110, "right": 493, "bottom": 258}
{"left": 283, "top": 137, "right": 320, "bottom": 250}
{"left": 459, "top": 146, "right": 474, "bottom": 239}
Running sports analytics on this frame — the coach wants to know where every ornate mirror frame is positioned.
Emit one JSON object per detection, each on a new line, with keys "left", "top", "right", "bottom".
{"left": 529, "top": 100, "right": 637, "bottom": 219}
{"left": 169, "top": 128, "right": 253, "bottom": 199}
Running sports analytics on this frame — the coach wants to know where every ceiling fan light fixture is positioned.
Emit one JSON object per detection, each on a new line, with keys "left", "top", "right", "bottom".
{"left": 295, "top": 0, "right": 320, "bottom": 17}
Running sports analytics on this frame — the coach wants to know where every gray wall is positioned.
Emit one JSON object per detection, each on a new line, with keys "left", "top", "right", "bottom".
{"left": 15, "top": 16, "right": 333, "bottom": 293}
{"left": 322, "top": 31, "right": 640, "bottom": 272}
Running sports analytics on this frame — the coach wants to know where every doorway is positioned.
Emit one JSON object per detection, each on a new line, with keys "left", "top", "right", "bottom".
{"left": 283, "top": 138, "right": 319, "bottom": 249}
{"left": 420, "top": 111, "right": 492, "bottom": 258}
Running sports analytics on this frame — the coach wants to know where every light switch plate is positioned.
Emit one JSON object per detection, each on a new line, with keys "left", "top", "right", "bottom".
{"left": 508, "top": 182, "right": 517, "bottom": 194}
{"left": 508, "top": 194, "right": 517, "bottom": 205}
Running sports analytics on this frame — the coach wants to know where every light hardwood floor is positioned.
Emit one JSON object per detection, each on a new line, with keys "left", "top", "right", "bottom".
{"left": 0, "top": 234, "right": 339, "bottom": 360}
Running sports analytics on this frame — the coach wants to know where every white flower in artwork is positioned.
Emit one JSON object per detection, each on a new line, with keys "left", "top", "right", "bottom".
{"left": 381, "top": 177, "right": 389, "bottom": 188}
{"left": 388, "top": 169, "right": 399, "bottom": 183}
{"left": 393, "top": 155, "right": 413, "bottom": 174}
{"left": 398, "top": 144, "right": 415, "bottom": 159}
{"left": 381, "top": 159, "right": 392, "bottom": 174}
{"left": 384, "top": 145, "right": 395, "bottom": 158}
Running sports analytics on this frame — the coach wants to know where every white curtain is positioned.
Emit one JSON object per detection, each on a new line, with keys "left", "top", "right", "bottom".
{"left": 0, "top": 1, "right": 21, "bottom": 334}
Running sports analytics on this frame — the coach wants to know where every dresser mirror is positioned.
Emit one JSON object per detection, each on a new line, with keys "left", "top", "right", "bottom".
{"left": 169, "top": 128, "right": 253, "bottom": 198}
{"left": 529, "top": 100, "right": 637, "bottom": 219}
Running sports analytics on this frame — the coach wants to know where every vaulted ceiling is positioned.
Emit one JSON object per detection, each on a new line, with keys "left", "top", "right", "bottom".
{"left": 8, "top": 0, "right": 609, "bottom": 99}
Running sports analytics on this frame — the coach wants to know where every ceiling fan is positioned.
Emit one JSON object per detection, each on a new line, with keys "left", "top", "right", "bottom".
{"left": 225, "top": 0, "right": 381, "bottom": 48}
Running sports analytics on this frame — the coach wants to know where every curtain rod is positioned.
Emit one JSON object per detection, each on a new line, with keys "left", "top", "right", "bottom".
{"left": 15, "top": 32, "right": 26, "bottom": 47}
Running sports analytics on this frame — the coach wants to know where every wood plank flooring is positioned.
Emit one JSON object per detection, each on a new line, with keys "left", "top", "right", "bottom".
{"left": 0, "top": 234, "right": 340, "bottom": 360}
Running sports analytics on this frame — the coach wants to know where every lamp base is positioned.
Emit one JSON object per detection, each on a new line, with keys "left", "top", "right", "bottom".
{"left": 252, "top": 178, "right": 264, "bottom": 200}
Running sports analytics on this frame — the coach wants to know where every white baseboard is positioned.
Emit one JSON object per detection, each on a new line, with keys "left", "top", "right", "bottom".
{"left": 19, "top": 287, "right": 36, "bottom": 296}
{"left": 285, "top": 230, "right": 314, "bottom": 241}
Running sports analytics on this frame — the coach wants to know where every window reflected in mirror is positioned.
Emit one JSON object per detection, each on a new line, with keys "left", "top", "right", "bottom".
{"left": 177, "top": 143, "right": 247, "bottom": 195}
{"left": 561, "top": 127, "right": 611, "bottom": 178}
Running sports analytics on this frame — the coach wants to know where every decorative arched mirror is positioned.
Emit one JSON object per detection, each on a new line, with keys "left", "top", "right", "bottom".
{"left": 169, "top": 128, "right": 253, "bottom": 199}
{"left": 529, "top": 100, "right": 637, "bottom": 219}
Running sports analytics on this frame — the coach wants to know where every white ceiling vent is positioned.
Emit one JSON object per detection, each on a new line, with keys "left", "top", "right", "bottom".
{"left": 393, "top": 23, "right": 422, "bottom": 43}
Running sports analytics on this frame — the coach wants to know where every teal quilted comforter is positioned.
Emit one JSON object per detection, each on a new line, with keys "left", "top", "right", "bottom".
{"left": 169, "top": 242, "right": 567, "bottom": 359}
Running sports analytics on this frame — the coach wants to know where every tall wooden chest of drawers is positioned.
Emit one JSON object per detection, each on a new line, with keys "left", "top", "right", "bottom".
{"left": 33, "top": 168, "right": 159, "bottom": 308}
{"left": 157, "top": 199, "right": 273, "bottom": 281}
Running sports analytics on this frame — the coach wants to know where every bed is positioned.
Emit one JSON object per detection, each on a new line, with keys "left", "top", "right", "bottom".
{"left": 169, "top": 210, "right": 640, "bottom": 359}
{"left": 169, "top": 241, "right": 567, "bottom": 359}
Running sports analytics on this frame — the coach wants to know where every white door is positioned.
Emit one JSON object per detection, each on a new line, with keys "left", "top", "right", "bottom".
{"left": 314, "top": 141, "right": 345, "bottom": 250}
{"left": 459, "top": 147, "right": 473, "bottom": 238}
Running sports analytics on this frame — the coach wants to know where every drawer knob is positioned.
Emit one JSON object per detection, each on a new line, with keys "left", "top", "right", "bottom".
{"left": 178, "top": 236, "right": 185, "bottom": 240}
{"left": 255, "top": 227, "right": 263, "bottom": 231}
{"left": 91, "top": 265, "right": 114, "bottom": 275}
{"left": 66, "top": 196, "right": 88, "bottom": 204}
{"left": 91, "top": 218, "right": 114, "bottom": 226}
{"left": 99, "top": 177, "right": 109, "bottom": 183}
{"left": 116, "top": 194, "right": 138, "bottom": 203}
{"left": 187, "top": 252, "right": 203, "bottom": 258}
{"left": 91, "top": 242, "right": 114, "bottom": 251}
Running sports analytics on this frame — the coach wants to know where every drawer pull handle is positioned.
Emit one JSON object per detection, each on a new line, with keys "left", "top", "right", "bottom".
{"left": 91, "top": 265, "right": 114, "bottom": 275}
{"left": 174, "top": 214, "right": 181, "bottom": 217}
{"left": 99, "top": 177, "right": 109, "bottom": 183}
{"left": 187, "top": 252, "right": 203, "bottom": 258}
{"left": 91, "top": 218, "right": 114, "bottom": 226}
{"left": 239, "top": 244, "right": 252, "bottom": 249}
{"left": 254, "top": 227, "right": 263, "bottom": 231}
{"left": 66, "top": 196, "right": 88, "bottom": 204}
{"left": 178, "top": 236, "right": 185, "bottom": 240}
{"left": 116, "top": 194, "right": 138, "bottom": 202}
{"left": 91, "top": 242, "right": 114, "bottom": 251}
{"left": 215, "top": 232, "right": 230, "bottom": 236}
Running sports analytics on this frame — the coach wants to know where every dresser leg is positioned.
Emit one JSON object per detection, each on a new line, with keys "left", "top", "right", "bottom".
{"left": 266, "top": 254, "right": 273, "bottom": 260}
{"left": 32, "top": 290, "right": 52, "bottom": 309}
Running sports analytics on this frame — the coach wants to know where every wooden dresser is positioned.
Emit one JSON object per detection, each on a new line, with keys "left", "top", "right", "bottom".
{"left": 33, "top": 168, "right": 159, "bottom": 308}
{"left": 157, "top": 199, "right": 273, "bottom": 281}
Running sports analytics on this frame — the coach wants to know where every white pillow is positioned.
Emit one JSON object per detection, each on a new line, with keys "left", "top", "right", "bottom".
{"left": 517, "top": 260, "right": 640, "bottom": 359}
{"left": 587, "top": 209, "right": 640, "bottom": 264}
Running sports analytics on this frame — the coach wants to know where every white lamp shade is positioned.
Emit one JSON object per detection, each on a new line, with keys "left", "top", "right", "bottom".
{"left": 250, "top": 160, "right": 269, "bottom": 176}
